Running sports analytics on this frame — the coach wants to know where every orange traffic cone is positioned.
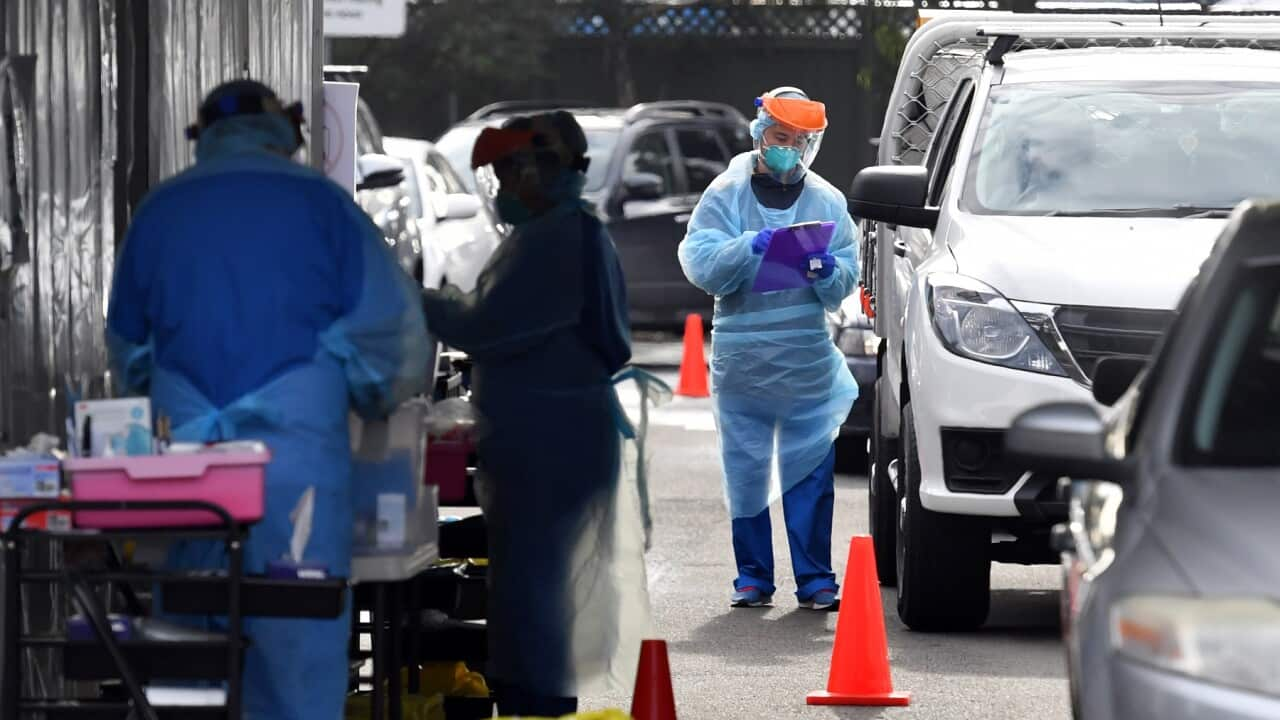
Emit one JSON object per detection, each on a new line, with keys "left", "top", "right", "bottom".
{"left": 674, "top": 314, "right": 709, "bottom": 398}
{"left": 632, "top": 639, "right": 677, "bottom": 720}
{"left": 807, "top": 536, "right": 910, "bottom": 707}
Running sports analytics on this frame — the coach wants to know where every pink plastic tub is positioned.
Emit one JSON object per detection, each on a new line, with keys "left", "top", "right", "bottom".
{"left": 425, "top": 438, "right": 471, "bottom": 505}
{"left": 64, "top": 451, "right": 269, "bottom": 529}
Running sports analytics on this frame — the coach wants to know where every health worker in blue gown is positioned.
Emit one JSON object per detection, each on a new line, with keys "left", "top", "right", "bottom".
{"left": 106, "top": 80, "right": 431, "bottom": 720}
{"left": 421, "top": 111, "right": 650, "bottom": 718}
{"left": 678, "top": 87, "right": 860, "bottom": 611}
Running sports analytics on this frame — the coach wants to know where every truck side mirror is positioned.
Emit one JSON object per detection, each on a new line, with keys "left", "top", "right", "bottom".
{"left": 357, "top": 154, "right": 406, "bottom": 192}
{"left": 847, "top": 166, "right": 939, "bottom": 231}
{"left": 1007, "top": 403, "right": 1127, "bottom": 484}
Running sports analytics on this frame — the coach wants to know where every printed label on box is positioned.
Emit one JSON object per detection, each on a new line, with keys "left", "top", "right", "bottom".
{"left": 376, "top": 493, "right": 407, "bottom": 549}
{"left": 0, "top": 460, "right": 62, "bottom": 499}
{"left": 1, "top": 501, "right": 70, "bottom": 532}
{"left": 75, "top": 398, "right": 153, "bottom": 457}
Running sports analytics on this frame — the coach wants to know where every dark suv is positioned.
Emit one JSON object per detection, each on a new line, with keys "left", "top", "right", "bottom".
{"left": 435, "top": 100, "right": 753, "bottom": 327}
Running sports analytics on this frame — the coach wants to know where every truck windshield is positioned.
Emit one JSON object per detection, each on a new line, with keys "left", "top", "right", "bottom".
{"left": 962, "top": 81, "right": 1280, "bottom": 217}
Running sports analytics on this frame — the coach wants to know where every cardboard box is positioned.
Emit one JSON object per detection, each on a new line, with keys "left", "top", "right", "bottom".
{"left": 0, "top": 458, "right": 62, "bottom": 499}
{"left": 1, "top": 500, "right": 72, "bottom": 532}
{"left": 74, "top": 398, "right": 153, "bottom": 457}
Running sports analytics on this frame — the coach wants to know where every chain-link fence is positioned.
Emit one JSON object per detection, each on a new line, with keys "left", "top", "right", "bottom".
{"left": 888, "top": 39, "right": 986, "bottom": 165}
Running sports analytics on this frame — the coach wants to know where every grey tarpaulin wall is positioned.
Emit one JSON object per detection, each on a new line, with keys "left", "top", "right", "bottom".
{"left": 150, "top": 0, "right": 322, "bottom": 182}
{"left": 0, "top": 0, "right": 323, "bottom": 457}
{"left": 0, "top": 0, "right": 322, "bottom": 703}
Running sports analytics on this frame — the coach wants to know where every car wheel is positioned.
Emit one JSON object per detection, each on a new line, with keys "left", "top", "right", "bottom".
{"left": 896, "top": 402, "right": 991, "bottom": 631}
{"left": 868, "top": 377, "right": 898, "bottom": 586}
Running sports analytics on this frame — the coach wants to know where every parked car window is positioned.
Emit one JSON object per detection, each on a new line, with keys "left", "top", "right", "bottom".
{"left": 677, "top": 128, "right": 729, "bottom": 194}
{"left": 963, "top": 81, "right": 1280, "bottom": 216}
{"left": 1182, "top": 267, "right": 1280, "bottom": 467}
{"left": 426, "top": 151, "right": 467, "bottom": 195}
{"left": 583, "top": 128, "right": 621, "bottom": 193}
{"left": 720, "top": 124, "right": 753, "bottom": 155}
{"left": 925, "top": 81, "right": 974, "bottom": 206}
{"left": 356, "top": 101, "right": 384, "bottom": 155}
{"left": 417, "top": 162, "right": 452, "bottom": 218}
{"left": 623, "top": 131, "right": 677, "bottom": 196}
{"left": 399, "top": 159, "right": 425, "bottom": 219}
{"left": 435, "top": 125, "right": 486, "bottom": 192}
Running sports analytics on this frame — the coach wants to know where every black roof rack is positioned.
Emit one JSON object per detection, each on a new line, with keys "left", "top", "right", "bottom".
{"left": 623, "top": 100, "right": 748, "bottom": 123}
{"left": 985, "top": 33, "right": 1019, "bottom": 65}
{"left": 975, "top": 0, "right": 1280, "bottom": 15}
{"left": 465, "top": 100, "right": 599, "bottom": 121}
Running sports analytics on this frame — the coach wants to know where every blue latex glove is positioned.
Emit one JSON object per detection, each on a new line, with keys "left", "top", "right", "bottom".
{"left": 751, "top": 228, "right": 775, "bottom": 256}
{"left": 805, "top": 252, "right": 837, "bottom": 281}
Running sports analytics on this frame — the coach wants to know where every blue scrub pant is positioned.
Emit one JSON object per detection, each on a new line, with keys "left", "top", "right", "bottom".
{"left": 731, "top": 446, "right": 838, "bottom": 600}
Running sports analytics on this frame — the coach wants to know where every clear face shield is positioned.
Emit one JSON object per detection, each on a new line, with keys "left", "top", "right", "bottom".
{"left": 751, "top": 94, "right": 828, "bottom": 183}
{"left": 756, "top": 121, "right": 825, "bottom": 181}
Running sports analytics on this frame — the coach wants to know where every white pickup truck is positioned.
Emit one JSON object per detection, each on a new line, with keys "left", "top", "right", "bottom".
{"left": 852, "top": 14, "right": 1280, "bottom": 631}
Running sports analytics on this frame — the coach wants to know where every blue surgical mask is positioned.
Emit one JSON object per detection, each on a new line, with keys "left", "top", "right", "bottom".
{"left": 495, "top": 191, "right": 534, "bottom": 225}
{"left": 762, "top": 145, "right": 802, "bottom": 175}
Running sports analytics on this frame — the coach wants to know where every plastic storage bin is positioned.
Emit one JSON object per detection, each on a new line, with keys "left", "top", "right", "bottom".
{"left": 350, "top": 400, "right": 439, "bottom": 582}
{"left": 65, "top": 450, "right": 269, "bottom": 528}
{"left": 424, "top": 437, "right": 471, "bottom": 505}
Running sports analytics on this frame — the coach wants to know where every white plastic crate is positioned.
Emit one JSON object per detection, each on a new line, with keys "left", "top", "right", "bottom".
{"left": 349, "top": 399, "right": 439, "bottom": 582}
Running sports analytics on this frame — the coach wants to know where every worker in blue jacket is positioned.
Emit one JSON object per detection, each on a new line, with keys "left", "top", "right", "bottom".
{"left": 107, "top": 79, "right": 431, "bottom": 720}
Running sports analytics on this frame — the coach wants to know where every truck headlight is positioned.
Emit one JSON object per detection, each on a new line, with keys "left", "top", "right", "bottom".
{"left": 1112, "top": 596, "right": 1280, "bottom": 698}
{"left": 927, "top": 274, "right": 1066, "bottom": 376}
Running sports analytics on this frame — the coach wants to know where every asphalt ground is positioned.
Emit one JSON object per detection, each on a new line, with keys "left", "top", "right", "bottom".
{"left": 584, "top": 348, "right": 1070, "bottom": 719}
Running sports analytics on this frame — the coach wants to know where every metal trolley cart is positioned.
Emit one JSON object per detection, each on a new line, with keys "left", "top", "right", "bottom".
{"left": 1, "top": 499, "right": 346, "bottom": 719}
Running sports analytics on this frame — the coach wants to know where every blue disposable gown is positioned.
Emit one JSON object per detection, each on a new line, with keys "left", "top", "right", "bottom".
{"left": 106, "top": 115, "right": 431, "bottom": 720}
{"left": 679, "top": 152, "right": 860, "bottom": 519}
{"left": 422, "top": 201, "right": 650, "bottom": 697}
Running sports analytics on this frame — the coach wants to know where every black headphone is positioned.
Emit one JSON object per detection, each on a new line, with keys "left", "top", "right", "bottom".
{"left": 185, "top": 83, "right": 305, "bottom": 151}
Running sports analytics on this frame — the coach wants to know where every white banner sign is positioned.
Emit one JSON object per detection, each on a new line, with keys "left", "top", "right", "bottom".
{"left": 323, "top": 81, "right": 360, "bottom": 196}
{"left": 324, "top": 0, "right": 407, "bottom": 38}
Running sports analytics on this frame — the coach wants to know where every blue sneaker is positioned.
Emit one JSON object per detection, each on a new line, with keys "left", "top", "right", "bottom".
{"left": 799, "top": 589, "right": 839, "bottom": 611}
{"left": 730, "top": 586, "right": 773, "bottom": 608}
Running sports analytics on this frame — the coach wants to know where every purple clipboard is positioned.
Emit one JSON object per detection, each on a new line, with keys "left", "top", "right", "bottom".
{"left": 751, "top": 221, "right": 836, "bottom": 293}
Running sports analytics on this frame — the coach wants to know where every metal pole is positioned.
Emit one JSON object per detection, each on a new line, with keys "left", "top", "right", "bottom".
{"left": 373, "top": 584, "right": 386, "bottom": 720}
{"left": 389, "top": 585, "right": 402, "bottom": 719}
{"left": 227, "top": 532, "right": 243, "bottom": 719}
{"left": 311, "top": 0, "right": 326, "bottom": 171}
{"left": 238, "top": 0, "right": 250, "bottom": 78}
{"left": 2, "top": 537, "right": 22, "bottom": 717}
{"left": 407, "top": 578, "right": 421, "bottom": 695}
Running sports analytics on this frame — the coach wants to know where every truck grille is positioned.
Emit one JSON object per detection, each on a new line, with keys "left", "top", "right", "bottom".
{"left": 1054, "top": 306, "right": 1175, "bottom": 383}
